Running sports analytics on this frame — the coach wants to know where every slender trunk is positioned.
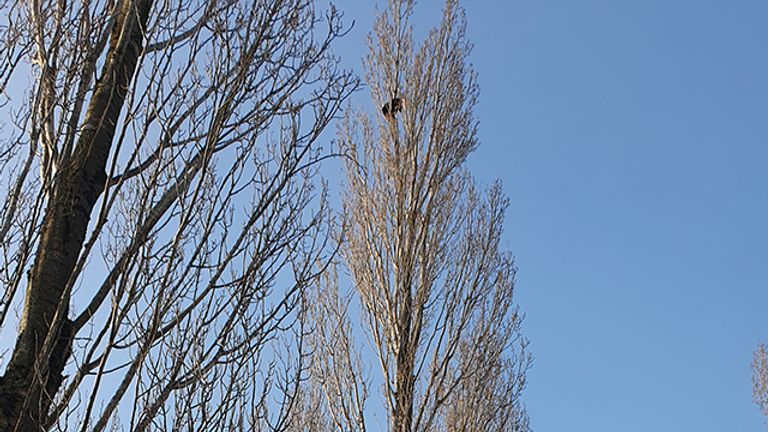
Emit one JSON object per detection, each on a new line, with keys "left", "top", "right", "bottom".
{"left": 394, "top": 288, "right": 415, "bottom": 432}
{"left": 394, "top": 345, "right": 416, "bottom": 432}
{"left": 0, "top": 1, "right": 152, "bottom": 429}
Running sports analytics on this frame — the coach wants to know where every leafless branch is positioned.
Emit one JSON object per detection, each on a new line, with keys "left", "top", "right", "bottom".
{"left": 0, "top": 0, "right": 357, "bottom": 429}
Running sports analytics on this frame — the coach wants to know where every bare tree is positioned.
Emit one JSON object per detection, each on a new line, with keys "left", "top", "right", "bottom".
{"left": 307, "top": 265, "right": 368, "bottom": 432}
{"left": 311, "top": 1, "right": 531, "bottom": 431}
{"left": 753, "top": 344, "right": 768, "bottom": 423}
{"left": 0, "top": 0, "right": 356, "bottom": 429}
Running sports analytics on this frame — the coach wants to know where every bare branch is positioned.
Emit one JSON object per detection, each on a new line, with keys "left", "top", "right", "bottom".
{"left": 314, "top": 1, "right": 531, "bottom": 431}
{"left": 0, "top": 0, "right": 358, "bottom": 429}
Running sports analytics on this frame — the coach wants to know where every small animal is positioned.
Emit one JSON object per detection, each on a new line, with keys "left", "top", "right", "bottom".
{"left": 382, "top": 97, "right": 405, "bottom": 119}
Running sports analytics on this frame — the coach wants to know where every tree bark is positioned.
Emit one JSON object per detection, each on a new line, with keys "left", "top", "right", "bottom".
{"left": 394, "top": 333, "right": 416, "bottom": 432}
{"left": 0, "top": 1, "right": 153, "bottom": 429}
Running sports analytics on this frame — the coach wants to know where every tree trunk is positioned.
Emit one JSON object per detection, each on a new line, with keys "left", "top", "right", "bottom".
{"left": 394, "top": 356, "right": 416, "bottom": 432}
{"left": 0, "top": 1, "right": 152, "bottom": 429}
{"left": 394, "top": 288, "right": 416, "bottom": 432}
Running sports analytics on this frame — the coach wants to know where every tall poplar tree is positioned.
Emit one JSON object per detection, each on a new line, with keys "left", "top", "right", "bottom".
{"left": 309, "top": 1, "right": 531, "bottom": 431}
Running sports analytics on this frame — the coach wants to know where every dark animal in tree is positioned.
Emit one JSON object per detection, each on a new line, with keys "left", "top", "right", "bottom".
{"left": 382, "top": 97, "right": 405, "bottom": 119}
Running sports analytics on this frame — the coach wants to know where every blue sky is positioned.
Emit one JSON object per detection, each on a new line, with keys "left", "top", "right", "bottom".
{"left": 0, "top": 1, "right": 763, "bottom": 430}
{"left": 332, "top": 0, "right": 768, "bottom": 430}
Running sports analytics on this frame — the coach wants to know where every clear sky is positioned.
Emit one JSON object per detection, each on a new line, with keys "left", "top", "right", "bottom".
{"left": 332, "top": 0, "right": 768, "bottom": 430}
{"left": 1, "top": 1, "right": 764, "bottom": 430}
